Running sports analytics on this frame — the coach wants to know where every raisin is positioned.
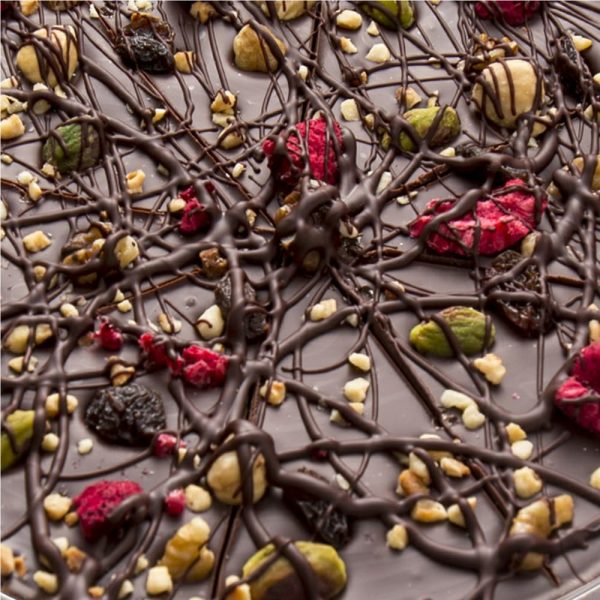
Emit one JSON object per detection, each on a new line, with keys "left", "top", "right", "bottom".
{"left": 283, "top": 468, "right": 351, "bottom": 548}
{"left": 554, "top": 34, "right": 586, "bottom": 100}
{"left": 337, "top": 236, "right": 363, "bottom": 265}
{"left": 115, "top": 13, "right": 174, "bottom": 74}
{"left": 214, "top": 274, "right": 269, "bottom": 340}
{"left": 482, "top": 250, "right": 552, "bottom": 337}
{"left": 84, "top": 383, "right": 167, "bottom": 446}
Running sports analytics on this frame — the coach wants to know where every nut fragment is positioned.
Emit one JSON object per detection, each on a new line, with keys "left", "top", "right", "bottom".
{"left": 233, "top": 24, "right": 287, "bottom": 73}
{"left": 340, "top": 98, "right": 360, "bottom": 121}
{"left": 64, "top": 546, "right": 87, "bottom": 573}
{"left": 590, "top": 467, "right": 600, "bottom": 490}
{"left": 348, "top": 352, "right": 371, "bottom": 372}
{"left": 207, "top": 447, "right": 267, "bottom": 505}
{"left": 135, "top": 555, "right": 149, "bottom": 574}
{"left": 440, "top": 389, "right": 476, "bottom": 411}
{"left": 8, "top": 355, "right": 38, "bottom": 373}
{"left": 60, "top": 303, "right": 79, "bottom": 318}
{"left": 23, "top": 230, "right": 52, "bottom": 254}
{"left": 447, "top": 497, "right": 477, "bottom": 527}
{"left": 511, "top": 440, "right": 534, "bottom": 460}
{"left": 259, "top": 379, "right": 287, "bottom": 406}
{"left": 1, "top": 114, "right": 25, "bottom": 140}
{"left": 366, "top": 43, "right": 391, "bottom": 63}
{"left": 462, "top": 404, "right": 486, "bottom": 430}
{"left": 513, "top": 466, "right": 542, "bottom": 498}
{"left": 20, "top": 0, "right": 40, "bottom": 16}
{"left": 1, "top": 545, "right": 15, "bottom": 577}
{"left": 33, "top": 571, "right": 58, "bottom": 594}
{"left": 395, "top": 86, "right": 422, "bottom": 109}
{"left": 196, "top": 304, "right": 225, "bottom": 340}
{"left": 190, "top": 1, "right": 215, "bottom": 23}
{"left": 411, "top": 499, "right": 447, "bottom": 523}
{"left": 343, "top": 377, "right": 370, "bottom": 403}
{"left": 88, "top": 586, "right": 104, "bottom": 598}
{"left": 199, "top": 248, "right": 228, "bottom": 279}
{"left": 224, "top": 575, "right": 251, "bottom": 600}
{"left": 16, "top": 26, "right": 78, "bottom": 87}
{"left": 115, "top": 235, "right": 140, "bottom": 269}
{"left": 440, "top": 457, "right": 471, "bottom": 478}
{"left": 339, "top": 37, "right": 358, "bottom": 54}
{"left": 174, "top": 51, "right": 195, "bottom": 73}
{"left": 386, "top": 524, "right": 408, "bottom": 550}
{"left": 396, "top": 469, "right": 429, "bottom": 496}
{"left": 44, "top": 494, "right": 73, "bottom": 521}
{"left": 109, "top": 361, "right": 136, "bottom": 386}
{"left": 408, "top": 452, "right": 431, "bottom": 484}
{"left": 146, "top": 565, "right": 173, "bottom": 596}
{"left": 473, "top": 353, "right": 506, "bottom": 385}
{"left": 158, "top": 313, "right": 182, "bottom": 334}
{"left": 367, "top": 20, "right": 380, "bottom": 36}
{"left": 336, "top": 9, "right": 363, "bottom": 29}
{"left": 126, "top": 169, "right": 145, "bottom": 194}
{"left": 3, "top": 325, "right": 32, "bottom": 355}
{"left": 505, "top": 422, "right": 526, "bottom": 444}
{"left": 571, "top": 34, "right": 592, "bottom": 52}
{"left": 77, "top": 438, "right": 93, "bottom": 455}
{"left": 309, "top": 298, "right": 337, "bottom": 321}
{"left": 257, "top": 0, "right": 316, "bottom": 20}
{"left": 45, "top": 393, "right": 78, "bottom": 418}
{"left": 118, "top": 580, "right": 134, "bottom": 599}
{"left": 185, "top": 484, "right": 212, "bottom": 513}
{"left": 42, "top": 433, "right": 60, "bottom": 452}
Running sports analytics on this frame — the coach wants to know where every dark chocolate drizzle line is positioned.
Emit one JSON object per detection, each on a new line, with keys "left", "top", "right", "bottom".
{"left": 1, "top": 2, "right": 600, "bottom": 600}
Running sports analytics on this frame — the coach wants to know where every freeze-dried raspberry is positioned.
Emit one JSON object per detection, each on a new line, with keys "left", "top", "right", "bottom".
{"left": 474, "top": 1, "right": 540, "bottom": 26}
{"left": 164, "top": 489, "right": 186, "bottom": 516}
{"left": 408, "top": 179, "right": 546, "bottom": 256}
{"left": 555, "top": 343, "right": 600, "bottom": 437}
{"left": 176, "top": 186, "right": 211, "bottom": 235}
{"left": 138, "top": 333, "right": 182, "bottom": 373}
{"left": 263, "top": 117, "right": 343, "bottom": 186}
{"left": 182, "top": 345, "right": 229, "bottom": 388}
{"left": 73, "top": 480, "right": 142, "bottom": 541}
{"left": 94, "top": 320, "right": 123, "bottom": 351}
{"left": 153, "top": 433, "right": 186, "bottom": 458}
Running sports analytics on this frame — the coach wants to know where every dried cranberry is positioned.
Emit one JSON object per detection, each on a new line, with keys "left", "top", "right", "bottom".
{"left": 181, "top": 345, "right": 229, "bottom": 388}
{"left": 95, "top": 320, "right": 123, "bottom": 351}
{"left": 165, "top": 489, "right": 186, "bottom": 516}
{"left": 154, "top": 433, "right": 186, "bottom": 458}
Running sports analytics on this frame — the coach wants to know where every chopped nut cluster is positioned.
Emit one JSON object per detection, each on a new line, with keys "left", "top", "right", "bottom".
{"left": 309, "top": 298, "right": 337, "bottom": 321}
{"left": 473, "top": 353, "right": 506, "bottom": 384}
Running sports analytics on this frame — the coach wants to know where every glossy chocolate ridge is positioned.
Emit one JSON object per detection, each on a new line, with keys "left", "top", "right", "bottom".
{"left": 1, "top": 1, "right": 600, "bottom": 599}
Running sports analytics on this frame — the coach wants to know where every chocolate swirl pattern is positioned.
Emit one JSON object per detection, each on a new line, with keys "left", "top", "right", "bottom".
{"left": 1, "top": 1, "right": 600, "bottom": 599}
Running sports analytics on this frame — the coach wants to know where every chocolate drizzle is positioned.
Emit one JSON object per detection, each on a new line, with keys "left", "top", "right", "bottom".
{"left": 1, "top": 1, "right": 600, "bottom": 599}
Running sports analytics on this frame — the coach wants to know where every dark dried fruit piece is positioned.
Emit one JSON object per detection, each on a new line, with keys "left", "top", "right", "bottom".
{"left": 483, "top": 250, "right": 552, "bottom": 336}
{"left": 115, "top": 13, "right": 174, "bottom": 74}
{"left": 554, "top": 34, "right": 588, "bottom": 101}
{"left": 84, "top": 383, "right": 167, "bottom": 446}
{"left": 283, "top": 469, "right": 351, "bottom": 548}
{"left": 214, "top": 274, "right": 269, "bottom": 340}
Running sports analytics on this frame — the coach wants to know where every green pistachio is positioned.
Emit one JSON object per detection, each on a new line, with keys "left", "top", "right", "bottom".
{"left": 1, "top": 410, "right": 35, "bottom": 471}
{"left": 242, "top": 541, "right": 347, "bottom": 600}
{"left": 359, "top": 1, "right": 415, "bottom": 30}
{"left": 409, "top": 307, "right": 495, "bottom": 358}
{"left": 400, "top": 106, "right": 461, "bottom": 152}
{"left": 42, "top": 121, "right": 100, "bottom": 174}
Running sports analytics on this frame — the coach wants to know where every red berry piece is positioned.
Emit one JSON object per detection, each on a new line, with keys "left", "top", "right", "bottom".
{"left": 153, "top": 433, "right": 186, "bottom": 458}
{"left": 555, "top": 343, "right": 600, "bottom": 437}
{"left": 474, "top": 1, "right": 540, "bottom": 26}
{"left": 263, "top": 117, "right": 343, "bottom": 186}
{"left": 409, "top": 179, "right": 546, "bottom": 256}
{"left": 178, "top": 187, "right": 211, "bottom": 235}
{"left": 138, "top": 333, "right": 183, "bottom": 374}
{"left": 181, "top": 345, "right": 229, "bottom": 388}
{"left": 73, "top": 480, "right": 143, "bottom": 541}
{"left": 94, "top": 319, "right": 124, "bottom": 351}
{"left": 164, "top": 489, "right": 186, "bottom": 516}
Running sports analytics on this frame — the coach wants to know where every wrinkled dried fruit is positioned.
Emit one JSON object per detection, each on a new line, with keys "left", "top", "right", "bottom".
{"left": 358, "top": 0, "right": 415, "bottom": 29}
{"left": 283, "top": 469, "right": 351, "bottom": 548}
{"left": 42, "top": 121, "right": 100, "bottom": 174}
{"left": 409, "top": 306, "right": 495, "bottom": 358}
{"left": 115, "top": 13, "right": 174, "bottom": 74}
{"left": 214, "top": 274, "right": 269, "bottom": 340}
{"left": 400, "top": 107, "right": 461, "bottom": 152}
{"left": 84, "top": 383, "right": 167, "bottom": 446}
{"left": 1, "top": 410, "right": 35, "bottom": 471}
{"left": 555, "top": 343, "right": 600, "bottom": 437}
{"left": 483, "top": 250, "right": 552, "bottom": 336}
{"left": 242, "top": 541, "right": 347, "bottom": 600}
{"left": 554, "top": 34, "right": 587, "bottom": 100}
{"left": 409, "top": 179, "right": 547, "bottom": 256}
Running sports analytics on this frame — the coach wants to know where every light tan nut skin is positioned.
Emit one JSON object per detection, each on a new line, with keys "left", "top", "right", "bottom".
{"left": 396, "top": 469, "right": 429, "bottom": 496}
{"left": 411, "top": 499, "right": 447, "bottom": 523}
{"left": 207, "top": 449, "right": 267, "bottom": 505}
{"left": 472, "top": 59, "right": 543, "bottom": 129}
{"left": 190, "top": 1, "right": 215, "bottom": 23}
{"left": 16, "top": 26, "right": 78, "bottom": 87}
{"left": 233, "top": 24, "right": 287, "bottom": 73}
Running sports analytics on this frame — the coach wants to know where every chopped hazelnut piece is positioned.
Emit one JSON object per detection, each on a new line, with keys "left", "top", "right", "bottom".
{"left": 196, "top": 304, "right": 225, "bottom": 340}
{"left": 411, "top": 499, "right": 447, "bottom": 523}
{"left": 336, "top": 9, "right": 362, "bottom": 29}
{"left": 64, "top": 511, "right": 79, "bottom": 527}
{"left": 43, "top": 493, "right": 72, "bottom": 521}
{"left": 52, "top": 537, "right": 69, "bottom": 554}
{"left": 190, "top": 1, "right": 215, "bottom": 23}
{"left": 115, "top": 235, "right": 140, "bottom": 269}
{"left": 1, "top": 544, "right": 15, "bottom": 577}
{"left": 309, "top": 298, "right": 337, "bottom": 321}
{"left": 396, "top": 86, "right": 422, "bottom": 109}
{"left": 408, "top": 452, "right": 431, "bottom": 484}
{"left": 8, "top": 355, "right": 38, "bottom": 373}
{"left": 511, "top": 440, "right": 534, "bottom": 460}
{"left": 396, "top": 469, "right": 429, "bottom": 496}
{"left": 146, "top": 565, "right": 173, "bottom": 596}
{"left": 60, "top": 303, "right": 79, "bottom": 318}
{"left": 343, "top": 377, "right": 370, "bottom": 403}
{"left": 126, "top": 169, "right": 145, "bottom": 195}
{"left": 590, "top": 466, "right": 600, "bottom": 490}
{"left": 259, "top": 379, "right": 287, "bottom": 406}
{"left": 169, "top": 197, "right": 186, "bottom": 213}
{"left": 571, "top": 34, "right": 592, "bottom": 52}
{"left": 64, "top": 546, "right": 87, "bottom": 572}
{"left": 185, "top": 484, "right": 212, "bottom": 513}
{"left": 45, "top": 393, "right": 78, "bottom": 418}
{"left": 505, "top": 422, "right": 527, "bottom": 443}
{"left": 513, "top": 466, "right": 542, "bottom": 498}
{"left": 1, "top": 114, "right": 25, "bottom": 140}
{"left": 339, "top": 36, "right": 358, "bottom": 54}
{"left": 366, "top": 43, "right": 391, "bottom": 64}
{"left": 175, "top": 51, "right": 195, "bottom": 74}
{"left": 462, "top": 405, "right": 486, "bottom": 430}
{"left": 88, "top": 586, "right": 104, "bottom": 598}
{"left": 440, "top": 389, "right": 476, "bottom": 411}
{"left": 118, "top": 580, "right": 134, "bottom": 599}
{"left": 348, "top": 352, "right": 371, "bottom": 372}
{"left": 42, "top": 433, "right": 60, "bottom": 452}
{"left": 366, "top": 20, "right": 380, "bottom": 36}
{"left": 135, "top": 554, "right": 149, "bottom": 574}
{"left": 440, "top": 457, "right": 471, "bottom": 478}
{"left": 77, "top": 438, "right": 94, "bottom": 455}
{"left": 225, "top": 575, "right": 251, "bottom": 600}
{"left": 386, "top": 524, "right": 408, "bottom": 550}
{"left": 110, "top": 361, "right": 135, "bottom": 386}
{"left": 20, "top": 0, "right": 40, "bottom": 16}
{"left": 23, "top": 230, "right": 52, "bottom": 253}
{"left": 473, "top": 353, "right": 506, "bottom": 385}
{"left": 340, "top": 98, "right": 360, "bottom": 121}
{"left": 33, "top": 570, "right": 58, "bottom": 594}
{"left": 447, "top": 497, "right": 477, "bottom": 527}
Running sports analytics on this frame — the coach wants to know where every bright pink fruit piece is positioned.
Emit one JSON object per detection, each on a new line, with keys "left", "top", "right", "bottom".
{"left": 555, "top": 343, "right": 600, "bottom": 437}
{"left": 165, "top": 489, "right": 186, "bottom": 516}
{"left": 408, "top": 179, "right": 546, "bottom": 256}
{"left": 263, "top": 117, "right": 343, "bottom": 186}
{"left": 182, "top": 345, "right": 229, "bottom": 388}
{"left": 474, "top": 1, "right": 540, "bottom": 26}
{"left": 154, "top": 433, "right": 186, "bottom": 458}
{"left": 73, "top": 480, "right": 142, "bottom": 541}
{"left": 94, "top": 320, "right": 123, "bottom": 351}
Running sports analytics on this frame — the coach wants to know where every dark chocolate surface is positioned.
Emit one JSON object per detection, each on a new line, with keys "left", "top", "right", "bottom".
{"left": 1, "top": 1, "right": 600, "bottom": 599}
